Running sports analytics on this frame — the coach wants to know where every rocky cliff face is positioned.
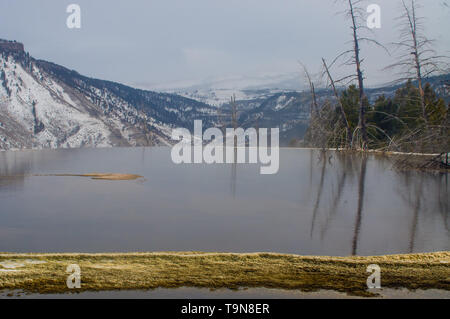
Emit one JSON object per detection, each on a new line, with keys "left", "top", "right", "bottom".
{"left": 0, "top": 39, "right": 24, "bottom": 54}
{"left": 0, "top": 40, "right": 217, "bottom": 150}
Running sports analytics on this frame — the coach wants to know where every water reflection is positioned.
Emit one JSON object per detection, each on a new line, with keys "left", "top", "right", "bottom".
{"left": 231, "top": 160, "right": 237, "bottom": 199}
{"left": 0, "top": 151, "right": 30, "bottom": 191}
{"left": 0, "top": 147, "right": 448, "bottom": 255}
{"left": 320, "top": 152, "right": 353, "bottom": 240}
{"left": 310, "top": 151, "right": 327, "bottom": 238}
{"left": 351, "top": 155, "right": 367, "bottom": 256}
{"left": 396, "top": 171, "right": 449, "bottom": 253}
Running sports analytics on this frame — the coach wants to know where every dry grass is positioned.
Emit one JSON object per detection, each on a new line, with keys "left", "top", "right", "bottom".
{"left": 0, "top": 251, "right": 449, "bottom": 296}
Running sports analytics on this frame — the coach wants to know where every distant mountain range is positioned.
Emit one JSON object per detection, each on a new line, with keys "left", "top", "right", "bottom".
{"left": 140, "top": 72, "right": 304, "bottom": 107}
{"left": 219, "top": 74, "right": 449, "bottom": 145}
{"left": 1, "top": 39, "right": 448, "bottom": 150}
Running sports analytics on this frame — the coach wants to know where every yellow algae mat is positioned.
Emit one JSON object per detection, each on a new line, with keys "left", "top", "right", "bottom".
{"left": 0, "top": 252, "right": 449, "bottom": 296}
{"left": 53, "top": 173, "right": 143, "bottom": 180}
{"left": 0, "top": 173, "right": 143, "bottom": 181}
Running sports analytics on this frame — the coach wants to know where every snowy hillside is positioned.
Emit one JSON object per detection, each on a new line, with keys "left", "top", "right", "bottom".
{"left": 0, "top": 54, "right": 121, "bottom": 149}
{"left": 2, "top": 39, "right": 446, "bottom": 150}
{"left": 0, "top": 39, "right": 216, "bottom": 151}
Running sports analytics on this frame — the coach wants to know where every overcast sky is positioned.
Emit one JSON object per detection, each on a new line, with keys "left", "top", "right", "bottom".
{"left": 0, "top": 0, "right": 449, "bottom": 88}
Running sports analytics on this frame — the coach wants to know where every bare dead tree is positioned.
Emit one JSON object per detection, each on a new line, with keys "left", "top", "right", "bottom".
{"left": 387, "top": 0, "right": 449, "bottom": 124}
{"left": 141, "top": 120, "right": 153, "bottom": 146}
{"left": 322, "top": 58, "right": 352, "bottom": 148}
{"left": 305, "top": 99, "right": 346, "bottom": 149}
{"left": 230, "top": 94, "right": 238, "bottom": 163}
{"left": 231, "top": 94, "right": 237, "bottom": 131}
{"left": 254, "top": 115, "right": 259, "bottom": 147}
{"left": 300, "top": 63, "right": 323, "bottom": 147}
{"left": 330, "top": 0, "right": 388, "bottom": 149}
{"left": 348, "top": 0, "right": 368, "bottom": 148}
{"left": 216, "top": 105, "right": 226, "bottom": 136}
{"left": 300, "top": 63, "right": 319, "bottom": 117}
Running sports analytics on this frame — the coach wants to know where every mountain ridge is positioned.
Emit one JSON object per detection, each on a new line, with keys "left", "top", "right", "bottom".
{"left": 1, "top": 39, "right": 448, "bottom": 150}
{"left": 0, "top": 39, "right": 217, "bottom": 150}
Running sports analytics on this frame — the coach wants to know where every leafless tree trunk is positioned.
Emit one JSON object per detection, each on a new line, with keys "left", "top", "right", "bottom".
{"left": 301, "top": 63, "right": 319, "bottom": 117}
{"left": 254, "top": 116, "right": 259, "bottom": 147}
{"left": 217, "top": 105, "right": 225, "bottom": 136}
{"left": 403, "top": 1, "right": 426, "bottom": 122}
{"left": 348, "top": 0, "right": 368, "bottom": 148}
{"left": 142, "top": 121, "right": 153, "bottom": 146}
{"left": 388, "top": 0, "right": 448, "bottom": 124}
{"left": 322, "top": 58, "right": 352, "bottom": 148}
{"left": 231, "top": 94, "right": 237, "bottom": 131}
{"left": 330, "top": 0, "right": 385, "bottom": 149}
{"left": 230, "top": 94, "right": 238, "bottom": 163}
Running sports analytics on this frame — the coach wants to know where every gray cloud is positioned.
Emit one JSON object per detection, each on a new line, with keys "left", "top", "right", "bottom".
{"left": 0, "top": 0, "right": 448, "bottom": 88}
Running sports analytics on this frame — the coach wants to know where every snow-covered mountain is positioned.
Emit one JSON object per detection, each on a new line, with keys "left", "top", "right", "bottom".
{"left": 0, "top": 39, "right": 217, "bottom": 150}
{"left": 140, "top": 72, "right": 305, "bottom": 107}
{"left": 2, "top": 39, "right": 446, "bottom": 150}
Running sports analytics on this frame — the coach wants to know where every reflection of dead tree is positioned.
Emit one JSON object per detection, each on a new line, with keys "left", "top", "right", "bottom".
{"left": 398, "top": 170, "right": 448, "bottom": 248}
{"left": 438, "top": 173, "right": 449, "bottom": 231}
{"left": 352, "top": 155, "right": 368, "bottom": 255}
{"left": 393, "top": 152, "right": 450, "bottom": 171}
{"left": 394, "top": 169, "right": 449, "bottom": 252}
{"left": 408, "top": 176, "right": 423, "bottom": 253}
{"left": 230, "top": 161, "right": 237, "bottom": 198}
{"left": 309, "top": 149, "right": 314, "bottom": 186}
{"left": 320, "top": 153, "right": 353, "bottom": 239}
{"left": 310, "top": 151, "right": 328, "bottom": 238}
{"left": 418, "top": 152, "right": 450, "bottom": 170}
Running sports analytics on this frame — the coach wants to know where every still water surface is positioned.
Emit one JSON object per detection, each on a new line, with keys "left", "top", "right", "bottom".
{"left": 0, "top": 147, "right": 448, "bottom": 256}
